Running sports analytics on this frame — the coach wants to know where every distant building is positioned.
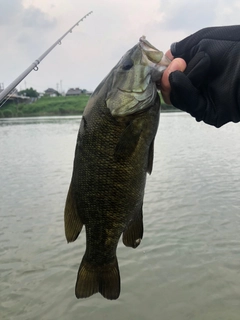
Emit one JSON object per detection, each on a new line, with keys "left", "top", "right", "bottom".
{"left": 44, "top": 88, "right": 60, "bottom": 97}
{"left": 81, "top": 89, "right": 92, "bottom": 95}
{"left": 66, "top": 88, "right": 82, "bottom": 96}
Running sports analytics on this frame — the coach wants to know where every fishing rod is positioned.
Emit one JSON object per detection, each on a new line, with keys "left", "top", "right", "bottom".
{"left": 0, "top": 11, "right": 93, "bottom": 106}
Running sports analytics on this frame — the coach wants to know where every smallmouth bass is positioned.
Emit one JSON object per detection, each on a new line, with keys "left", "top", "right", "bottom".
{"left": 64, "top": 36, "right": 170, "bottom": 300}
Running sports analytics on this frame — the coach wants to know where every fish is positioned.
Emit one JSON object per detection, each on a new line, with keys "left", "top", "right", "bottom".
{"left": 64, "top": 36, "right": 170, "bottom": 300}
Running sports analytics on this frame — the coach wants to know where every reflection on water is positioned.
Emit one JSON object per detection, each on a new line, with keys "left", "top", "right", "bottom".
{"left": 1, "top": 114, "right": 240, "bottom": 320}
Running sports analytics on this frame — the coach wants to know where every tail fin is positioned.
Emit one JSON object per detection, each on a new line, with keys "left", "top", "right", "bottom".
{"left": 75, "top": 255, "right": 120, "bottom": 300}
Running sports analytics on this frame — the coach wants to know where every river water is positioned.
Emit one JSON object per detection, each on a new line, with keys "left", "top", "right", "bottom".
{"left": 0, "top": 114, "right": 240, "bottom": 320}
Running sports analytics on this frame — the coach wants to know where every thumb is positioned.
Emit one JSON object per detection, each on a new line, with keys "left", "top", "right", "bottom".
{"left": 160, "top": 58, "right": 186, "bottom": 104}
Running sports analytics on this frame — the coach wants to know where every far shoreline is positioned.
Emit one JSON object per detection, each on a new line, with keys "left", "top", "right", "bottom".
{"left": 0, "top": 94, "right": 180, "bottom": 118}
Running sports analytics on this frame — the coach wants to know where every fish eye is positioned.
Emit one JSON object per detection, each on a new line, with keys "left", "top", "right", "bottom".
{"left": 122, "top": 59, "right": 133, "bottom": 71}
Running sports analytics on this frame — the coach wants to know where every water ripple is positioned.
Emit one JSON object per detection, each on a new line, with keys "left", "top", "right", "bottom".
{"left": 1, "top": 115, "right": 240, "bottom": 319}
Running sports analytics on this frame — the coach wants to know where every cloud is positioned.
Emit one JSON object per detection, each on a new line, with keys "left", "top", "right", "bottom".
{"left": 1, "top": 0, "right": 240, "bottom": 94}
{"left": 0, "top": 0, "right": 58, "bottom": 92}
{"left": 214, "top": 1, "right": 240, "bottom": 25}
{"left": 16, "top": 5, "right": 56, "bottom": 56}
{"left": 0, "top": 0, "right": 22, "bottom": 25}
{"left": 159, "top": 0, "right": 216, "bottom": 33}
{"left": 0, "top": 0, "right": 56, "bottom": 62}
{"left": 0, "top": 0, "right": 55, "bottom": 28}
{"left": 159, "top": 0, "right": 240, "bottom": 34}
{"left": 22, "top": 6, "right": 56, "bottom": 29}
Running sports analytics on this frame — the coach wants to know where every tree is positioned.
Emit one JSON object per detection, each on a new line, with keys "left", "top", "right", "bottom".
{"left": 19, "top": 87, "right": 39, "bottom": 98}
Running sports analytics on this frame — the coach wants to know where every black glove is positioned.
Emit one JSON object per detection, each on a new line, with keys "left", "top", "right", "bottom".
{"left": 169, "top": 25, "right": 240, "bottom": 127}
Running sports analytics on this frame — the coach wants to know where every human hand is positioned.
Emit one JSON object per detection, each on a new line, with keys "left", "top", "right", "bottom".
{"left": 159, "top": 26, "right": 240, "bottom": 127}
{"left": 158, "top": 50, "right": 186, "bottom": 105}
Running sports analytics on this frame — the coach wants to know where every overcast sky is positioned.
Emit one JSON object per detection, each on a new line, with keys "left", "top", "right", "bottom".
{"left": 0, "top": 0, "right": 239, "bottom": 93}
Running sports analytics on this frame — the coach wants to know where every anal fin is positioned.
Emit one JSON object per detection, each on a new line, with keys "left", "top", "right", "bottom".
{"left": 64, "top": 181, "right": 83, "bottom": 242}
{"left": 122, "top": 206, "right": 144, "bottom": 248}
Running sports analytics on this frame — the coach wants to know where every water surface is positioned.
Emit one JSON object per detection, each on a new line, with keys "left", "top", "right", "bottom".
{"left": 1, "top": 114, "right": 240, "bottom": 320}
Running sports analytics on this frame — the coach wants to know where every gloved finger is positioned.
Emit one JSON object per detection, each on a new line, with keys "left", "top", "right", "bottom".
{"left": 171, "top": 25, "right": 240, "bottom": 61}
{"left": 169, "top": 71, "right": 222, "bottom": 127}
{"left": 184, "top": 51, "right": 211, "bottom": 88}
{"left": 168, "top": 52, "right": 211, "bottom": 110}
{"left": 169, "top": 71, "right": 205, "bottom": 113}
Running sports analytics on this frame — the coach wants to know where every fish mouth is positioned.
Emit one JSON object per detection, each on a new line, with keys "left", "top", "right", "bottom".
{"left": 139, "top": 36, "right": 170, "bottom": 72}
{"left": 117, "top": 74, "right": 152, "bottom": 94}
{"left": 139, "top": 36, "right": 163, "bottom": 62}
{"left": 117, "top": 86, "right": 149, "bottom": 94}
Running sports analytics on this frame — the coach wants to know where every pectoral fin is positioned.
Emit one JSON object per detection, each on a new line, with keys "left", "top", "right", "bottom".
{"left": 147, "top": 139, "right": 155, "bottom": 174}
{"left": 122, "top": 206, "right": 144, "bottom": 248}
{"left": 64, "top": 181, "right": 83, "bottom": 242}
{"left": 114, "top": 121, "right": 142, "bottom": 160}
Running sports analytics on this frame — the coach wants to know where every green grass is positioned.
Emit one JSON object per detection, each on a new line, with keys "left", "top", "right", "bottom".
{"left": 0, "top": 95, "right": 89, "bottom": 118}
{"left": 0, "top": 94, "right": 178, "bottom": 118}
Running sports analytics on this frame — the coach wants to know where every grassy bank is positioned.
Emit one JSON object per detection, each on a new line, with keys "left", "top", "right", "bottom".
{"left": 0, "top": 94, "right": 178, "bottom": 118}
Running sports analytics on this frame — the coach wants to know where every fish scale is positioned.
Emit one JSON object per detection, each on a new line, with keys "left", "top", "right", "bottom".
{"left": 64, "top": 37, "right": 169, "bottom": 300}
